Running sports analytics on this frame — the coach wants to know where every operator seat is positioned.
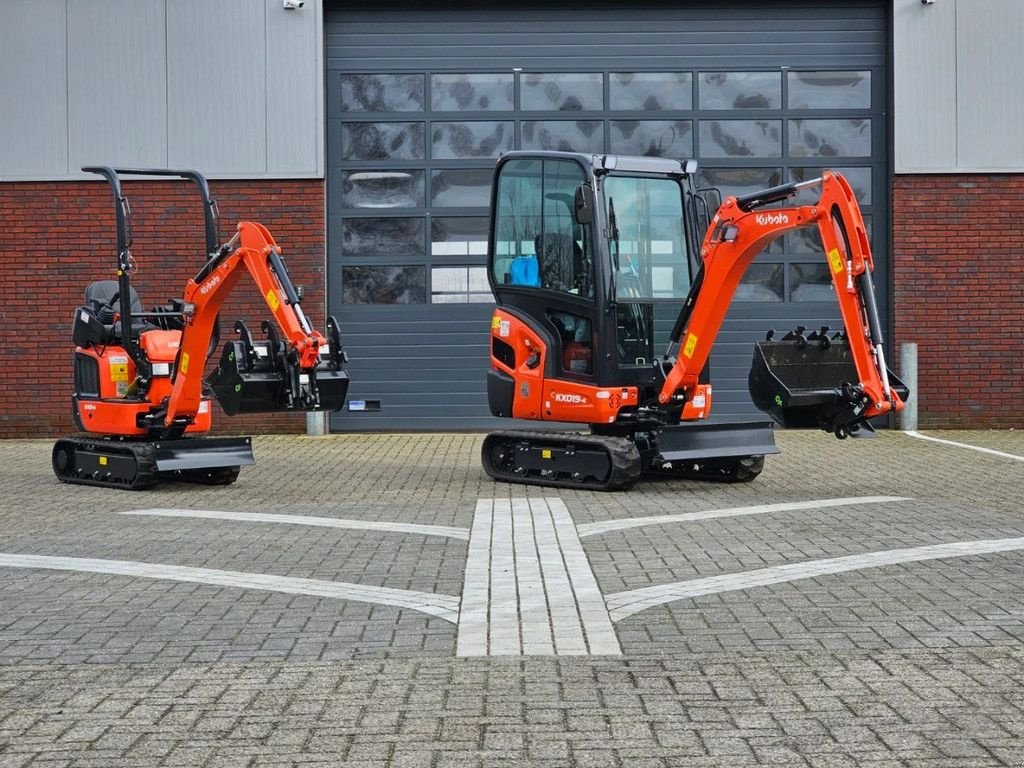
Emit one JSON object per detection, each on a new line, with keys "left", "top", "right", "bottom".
{"left": 72, "top": 280, "right": 154, "bottom": 348}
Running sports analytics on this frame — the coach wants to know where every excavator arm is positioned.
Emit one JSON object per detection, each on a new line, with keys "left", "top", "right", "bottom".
{"left": 164, "top": 221, "right": 346, "bottom": 429}
{"left": 659, "top": 171, "right": 905, "bottom": 436}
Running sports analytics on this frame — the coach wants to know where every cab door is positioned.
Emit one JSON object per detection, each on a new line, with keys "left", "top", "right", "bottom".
{"left": 488, "top": 154, "right": 600, "bottom": 420}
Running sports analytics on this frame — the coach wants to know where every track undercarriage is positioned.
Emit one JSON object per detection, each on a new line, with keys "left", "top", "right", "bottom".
{"left": 52, "top": 436, "right": 253, "bottom": 490}
{"left": 481, "top": 422, "right": 776, "bottom": 491}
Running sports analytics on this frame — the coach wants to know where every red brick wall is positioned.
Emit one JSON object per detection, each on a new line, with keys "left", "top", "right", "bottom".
{"left": 0, "top": 178, "right": 326, "bottom": 438}
{"left": 893, "top": 174, "right": 1024, "bottom": 428}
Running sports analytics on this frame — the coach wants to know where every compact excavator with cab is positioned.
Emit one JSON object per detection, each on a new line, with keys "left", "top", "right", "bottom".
{"left": 482, "top": 152, "right": 907, "bottom": 491}
{"left": 53, "top": 166, "right": 349, "bottom": 490}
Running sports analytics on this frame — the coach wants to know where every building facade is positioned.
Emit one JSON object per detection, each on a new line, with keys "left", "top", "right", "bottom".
{"left": 0, "top": 0, "right": 1018, "bottom": 437}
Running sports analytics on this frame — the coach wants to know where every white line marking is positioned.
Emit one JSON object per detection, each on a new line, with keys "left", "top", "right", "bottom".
{"left": 905, "top": 431, "right": 1024, "bottom": 463}
{"left": 456, "top": 498, "right": 620, "bottom": 656}
{"left": 456, "top": 499, "right": 492, "bottom": 655}
{"left": 576, "top": 496, "right": 910, "bottom": 538}
{"left": 605, "top": 537, "right": 1024, "bottom": 621}
{"left": 0, "top": 554, "right": 461, "bottom": 623}
{"left": 123, "top": 508, "right": 470, "bottom": 541}
{"left": 548, "top": 499, "right": 622, "bottom": 655}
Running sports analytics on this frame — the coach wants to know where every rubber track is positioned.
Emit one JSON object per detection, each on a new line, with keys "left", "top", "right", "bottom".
{"left": 52, "top": 438, "right": 159, "bottom": 490}
{"left": 481, "top": 430, "right": 642, "bottom": 491}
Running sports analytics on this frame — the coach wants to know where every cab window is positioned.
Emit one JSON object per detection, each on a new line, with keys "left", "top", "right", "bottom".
{"left": 491, "top": 158, "right": 593, "bottom": 299}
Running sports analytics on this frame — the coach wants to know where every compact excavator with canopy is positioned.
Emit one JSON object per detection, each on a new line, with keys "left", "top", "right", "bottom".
{"left": 482, "top": 152, "right": 907, "bottom": 491}
{"left": 53, "top": 166, "right": 349, "bottom": 489}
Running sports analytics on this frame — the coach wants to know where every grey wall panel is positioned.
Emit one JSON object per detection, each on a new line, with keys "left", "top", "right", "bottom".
{"left": 895, "top": 0, "right": 1024, "bottom": 172}
{"left": 956, "top": 0, "right": 1024, "bottom": 170}
{"left": 893, "top": 0, "right": 957, "bottom": 172}
{"left": 167, "top": 0, "right": 267, "bottom": 173}
{"left": 0, "top": 0, "right": 68, "bottom": 179}
{"left": 266, "top": 0, "right": 324, "bottom": 175}
{"left": 67, "top": 0, "right": 167, "bottom": 171}
{"left": 1, "top": 0, "right": 322, "bottom": 180}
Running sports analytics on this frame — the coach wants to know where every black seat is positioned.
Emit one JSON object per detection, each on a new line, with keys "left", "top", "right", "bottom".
{"left": 72, "top": 281, "right": 154, "bottom": 348}
{"left": 84, "top": 280, "right": 144, "bottom": 315}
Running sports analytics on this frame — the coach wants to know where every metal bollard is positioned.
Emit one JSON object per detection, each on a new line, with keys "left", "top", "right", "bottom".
{"left": 899, "top": 342, "right": 918, "bottom": 431}
{"left": 306, "top": 411, "right": 328, "bottom": 436}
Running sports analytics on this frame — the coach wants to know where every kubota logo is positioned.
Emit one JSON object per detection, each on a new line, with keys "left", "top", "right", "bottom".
{"left": 553, "top": 393, "right": 586, "bottom": 404}
{"left": 755, "top": 213, "right": 789, "bottom": 226}
{"left": 199, "top": 274, "right": 221, "bottom": 295}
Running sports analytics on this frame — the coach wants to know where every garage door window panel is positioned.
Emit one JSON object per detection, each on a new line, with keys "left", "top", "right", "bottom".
{"left": 789, "top": 262, "right": 834, "bottom": 302}
{"left": 342, "top": 266, "right": 426, "bottom": 304}
{"left": 736, "top": 263, "right": 784, "bottom": 302}
{"left": 431, "top": 168, "right": 493, "bottom": 208}
{"left": 522, "top": 121, "right": 604, "bottom": 154}
{"left": 340, "top": 170, "right": 425, "bottom": 209}
{"left": 610, "top": 72, "right": 692, "bottom": 111}
{"left": 699, "top": 120, "right": 782, "bottom": 158}
{"left": 432, "top": 217, "right": 489, "bottom": 257}
{"left": 340, "top": 74, "right": 425, "bottom": 113}
{"left": 432, "top": 121, "right": 513, "bottom": 160}
{"left": 610, "top": 120, "right": 692, "bottom": 158}
{"left": 788, "top": 71, "right": 871, "bottom": 110}
{"left": 431, "top": 74, "right": 514, "bottom": 112}
{"left": 790, "top": 166, "right": 871, "bottom": 204}
{"left": 789, "top": 119, "right": 871, "bottom": 157}
{"left": 342, "top": 217, "right": 425, "bottom": 257}
{"left": 699, "top": 71, "right": 781, "bottom": 110}
{"left": 341, "top": 122, "right": 425, "bottom": 161}
{"left": 521, "top": 73, "right": 604, "bottom": 111}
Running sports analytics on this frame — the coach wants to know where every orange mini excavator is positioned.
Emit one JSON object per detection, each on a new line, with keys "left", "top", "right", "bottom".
{"left": 483, "top": 152, "right": 907, "bottom": 490}
{"left": 53, "top": 166, "right": 348, "bottom": 489}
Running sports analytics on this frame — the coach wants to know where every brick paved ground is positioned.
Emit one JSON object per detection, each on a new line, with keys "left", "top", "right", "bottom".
{"left": 1, "top": 429, "right": 1023, "bottom": 766}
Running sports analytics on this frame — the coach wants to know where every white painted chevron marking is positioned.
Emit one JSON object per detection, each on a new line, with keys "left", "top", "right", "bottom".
{"left": 0, "top": 554, "right": 461, "bottom": 623}
{"left": 605, "top": 537, "right": 1024, "bottom": 621}
{"left": 123, "top": 508, "right": 469, "bottom": 541}
{"left": 576, "top": 496, "right": 909, "bottom": 537}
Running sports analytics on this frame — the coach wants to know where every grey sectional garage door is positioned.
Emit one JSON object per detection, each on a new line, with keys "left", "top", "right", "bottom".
{"left": 325, "top": 0, "right": 887, "bottom": 430}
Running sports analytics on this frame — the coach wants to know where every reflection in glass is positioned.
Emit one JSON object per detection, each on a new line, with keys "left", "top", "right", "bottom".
{"left": 699, "top": 72, "right": 781, "bottom": 110}
{"left": 786, "top": 215, "right": 871, "bottom": 253}
{"left": 431, "top": 217, "right": 489, "bottom": 256}
{"left": 789, "top": 263, "right": 834, "bottom": 301}
{"left": 521, "top": 73, "right": 603, "bottom": 111}
{"left": 431, "top": 74, "right": 514, "bottom": 111}
{"left": 788, "top": 71, "right": 871, "bottom": 109}
{"left": 341, "top": 122, "right": 425, "bottom": 160}
{"left": 432, "top": 122, "right": 513, "bottom": 159}
{"left": 610, "top": 121, "right": 692, "bottom": 158}
{"left": 735, "top": 263, "right": 784, "bottom": 302}
{"left": 790, "top": 167, "right": 871, "bottom": 205}
{"left": 522, "top": 121, "right": 604, "bottom": 153}
{"left": 610, "top": 73, "right": 692, "bottom": 111}
{"left": 789, "top": 119, "right": 871, "bottom": 157}
{"left": 341, "top": 217, "right": 425, "bottom": 257}
{"left": 699, "top": 120, "right": 782, "bottom": 158}
{"left": 699, "top": 167, "right": 782, "bottom": 197}
{"left": 340, "top": 170, "right": 424, "bottom": 209}
{"left": 342, "top": 266, "right": 426, "bottom": 304}
{"left": 340, "top": 74, "right": 424, "bottom": 112}
{"left": 431, "top": 169, "right": 493, "bottom": 208}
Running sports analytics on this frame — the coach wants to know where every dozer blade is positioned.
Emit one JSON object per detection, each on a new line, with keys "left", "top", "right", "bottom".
{"left": 207, "top": 340, "right": 349, "bottom": 415}
{"left": 152, "top": 436, "right": 255, "bottom": 472}
{"left": 654, "top": 421, "right": 779, "bottom": 462}
{"left": 748, "top": 338, "right": 908, "bottom": 433}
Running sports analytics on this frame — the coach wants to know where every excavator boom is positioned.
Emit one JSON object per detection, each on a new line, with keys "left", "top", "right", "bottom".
{"left": 658, "top": 171, "right": 907, "bottom": 437}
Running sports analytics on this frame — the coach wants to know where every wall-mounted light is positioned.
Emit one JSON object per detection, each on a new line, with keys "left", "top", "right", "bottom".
{"left": 283, "top": 0, "right": 305, "bottom": 9}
